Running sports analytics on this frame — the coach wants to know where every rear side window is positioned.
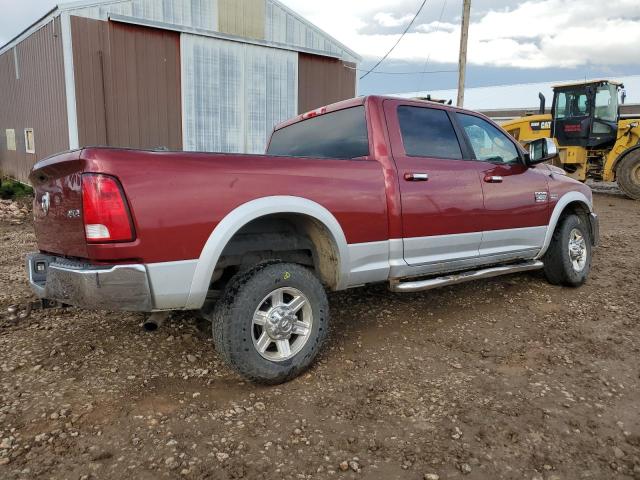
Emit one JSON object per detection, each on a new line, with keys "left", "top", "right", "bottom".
{"left": 267, "top": 106, "right": 369, "bottom": 159}
{"left": 397, "top": 106, "right": 462, "bottom": 159}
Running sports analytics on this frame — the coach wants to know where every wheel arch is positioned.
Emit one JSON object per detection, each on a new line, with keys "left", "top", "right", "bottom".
{"left": 185, "top": 196, "right": 350, "bottom": 309}
{"left": 536, "top": 191, "right": 594, "bottom": 259}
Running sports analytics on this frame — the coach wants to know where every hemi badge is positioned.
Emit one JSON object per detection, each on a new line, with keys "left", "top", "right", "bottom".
{"left": 535, "top": 192, "right": 548, "bottom": 203}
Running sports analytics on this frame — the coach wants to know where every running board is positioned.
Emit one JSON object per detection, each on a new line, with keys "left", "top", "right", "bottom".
{"left": 389, "top": 260, "right": 544, "bottom": 293}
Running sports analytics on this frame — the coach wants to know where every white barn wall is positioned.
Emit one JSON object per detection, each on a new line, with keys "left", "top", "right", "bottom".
{"left": 131, "top": 0, "right": 218, "bottom": 31}
{"left": 65, "top": 0, "right": 358, "bottom": 63}
{"left": 69, "top": 0, "right": 218, "bottom": 30}
{"left": 265, "top": 0, "right": 358, "bottom": 63}
{"left": 181, "top": 33, "right": 297, "bottom": 153}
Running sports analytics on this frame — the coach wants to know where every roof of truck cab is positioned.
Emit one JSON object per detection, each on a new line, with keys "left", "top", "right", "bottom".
{"left": 274, "top": 95, "right": 475, "bottom": 131}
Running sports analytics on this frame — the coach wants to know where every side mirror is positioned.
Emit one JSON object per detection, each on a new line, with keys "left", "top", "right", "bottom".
{"left": 526, "top": 138, "right": 558, "bottom": 165}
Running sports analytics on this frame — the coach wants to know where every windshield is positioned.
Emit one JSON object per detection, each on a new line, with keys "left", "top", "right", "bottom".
{"left": 594, "top": 84, "right": 618, "bottom": 122}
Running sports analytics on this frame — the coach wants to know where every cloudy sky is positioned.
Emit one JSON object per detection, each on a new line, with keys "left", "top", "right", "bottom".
{"left": 2, "top": 0, "right": 640, "bottom": 94}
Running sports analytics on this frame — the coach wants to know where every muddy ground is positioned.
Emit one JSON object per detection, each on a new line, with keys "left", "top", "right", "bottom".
{"left": 1, "top": 187, "right": 639, "bottom": 480}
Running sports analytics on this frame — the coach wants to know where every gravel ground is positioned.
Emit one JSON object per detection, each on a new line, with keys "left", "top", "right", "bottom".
{"left": 1, "top": 188, "right": 639, "bottom": 480}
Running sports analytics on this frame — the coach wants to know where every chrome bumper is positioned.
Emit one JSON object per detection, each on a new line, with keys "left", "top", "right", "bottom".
{"left": 26, "top": 253, "right": 153, "bottom": 311}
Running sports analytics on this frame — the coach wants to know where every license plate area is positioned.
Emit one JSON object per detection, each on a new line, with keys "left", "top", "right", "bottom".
{"left": 27, "top": 253, "right": 55, "bottom": 285}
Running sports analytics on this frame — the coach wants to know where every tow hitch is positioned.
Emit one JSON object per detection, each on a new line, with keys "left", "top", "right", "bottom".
{"left": 4, "top": 299, "right": 63, "bottom": 323}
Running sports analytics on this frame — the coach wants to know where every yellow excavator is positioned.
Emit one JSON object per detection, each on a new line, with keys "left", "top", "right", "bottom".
{"left": 502, "top": 79, "right": 640, "bottom": 200}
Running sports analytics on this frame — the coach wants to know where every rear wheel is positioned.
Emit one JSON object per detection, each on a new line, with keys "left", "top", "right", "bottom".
{"left": 210, "top": 262, "right": 329, "bottom": 384}
{"left": 542, "top": 214, "right": 592, "bottom": 287}
{"left": 617, "top": 151, "right": 640, "bottom": 200}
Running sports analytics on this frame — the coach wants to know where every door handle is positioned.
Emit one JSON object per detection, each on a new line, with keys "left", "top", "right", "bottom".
{"left": 484, "top": 175, "right": 503, "bottom": 183}
{"left": 405, "top": 173, "right": 429, "bottom": 182}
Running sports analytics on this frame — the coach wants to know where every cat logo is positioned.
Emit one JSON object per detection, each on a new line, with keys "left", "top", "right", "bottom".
{"left": 530, "top": 121, "right": 551, "bottom": 131}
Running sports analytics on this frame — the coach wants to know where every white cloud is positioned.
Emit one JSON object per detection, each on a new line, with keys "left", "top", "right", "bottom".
{"left": 373, "top": 12, "right": 414, "bottom": 28}
{"left": 2, "top": 0, "right": 639, "bottom": 72}
{"left": 281, "top": 0, "right": 640, "bottom": 69}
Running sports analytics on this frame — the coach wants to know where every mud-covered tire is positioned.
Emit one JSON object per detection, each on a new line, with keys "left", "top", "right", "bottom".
{"left": 617, "top": 150, "right": 640, "bottom": 200}
{"left": 542, "top": 214, "right": 592, "bottom": 287}
{"left": 211, "top": 262, "right": 329, "bottom": 384}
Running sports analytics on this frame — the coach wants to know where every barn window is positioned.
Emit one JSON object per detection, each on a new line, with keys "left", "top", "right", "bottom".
{"left": 5, "top": 129, "right": 16, "bottom": 151}
{"left": 24, "top": 128, "right": 35, "bottom": 154}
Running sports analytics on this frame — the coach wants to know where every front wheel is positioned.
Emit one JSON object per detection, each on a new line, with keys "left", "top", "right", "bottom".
{"left": 210, "top": 262, "right": 329, "bottom": 384}
{"left": 542, "top": 214, "right": 592, "bottom": 287}
{"left": 617, "top": 151, "right": 640, "bottom": 200}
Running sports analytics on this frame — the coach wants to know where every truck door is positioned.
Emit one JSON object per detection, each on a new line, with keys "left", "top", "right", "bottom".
{"left": 383, "top": 100, "right": 486, "bottom": 267}
{"left": 454, "top": 112, "right": 550, "bottom": 258}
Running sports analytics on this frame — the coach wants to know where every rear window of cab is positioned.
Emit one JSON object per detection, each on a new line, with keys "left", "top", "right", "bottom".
{"left": 267, "top": 106, "right": 369, "bottom": 160}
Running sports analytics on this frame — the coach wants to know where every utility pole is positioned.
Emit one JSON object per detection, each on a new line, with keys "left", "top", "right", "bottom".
{"left": 457, "top": 0, "right": 471, "bottom": 107}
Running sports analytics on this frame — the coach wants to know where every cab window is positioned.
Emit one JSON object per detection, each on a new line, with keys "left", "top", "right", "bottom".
{"left": 555, "top": 90, "right": 588, "bottom": 118}
{"left": 397, "top": 106, "right": 463, "bottom": 159}
{"left": 457, "top": 113, "right": 520, "bottom": 165}
{"left": 267, "top": 106, "right": 369, "bottom": 159}
{"left": 594, "top": 84, "right": 618, "bottom": 122}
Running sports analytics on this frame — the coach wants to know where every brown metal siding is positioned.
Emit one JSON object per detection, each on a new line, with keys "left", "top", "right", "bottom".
{"left": 72, "top": 17, "right": 182, "bottom": 150}
{"left": 298, "top": 53, "right": 356, "bottom": 114}
{"left": 0, "top": 18, "right": 69, "bottom": 183}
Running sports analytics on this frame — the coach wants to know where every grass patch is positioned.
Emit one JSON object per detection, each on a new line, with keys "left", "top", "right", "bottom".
{"left": 0, "top": 179, "right": 34, "bottom": 200}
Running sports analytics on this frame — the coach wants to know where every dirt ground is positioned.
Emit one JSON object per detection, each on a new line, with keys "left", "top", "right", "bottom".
{"left": 1, "top": 187, "right": 639, "bottom": 480}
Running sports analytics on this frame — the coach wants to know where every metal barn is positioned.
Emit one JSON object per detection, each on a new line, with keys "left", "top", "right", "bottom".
{"left": 0, "top": 0, "right": 361, "bottom": 183}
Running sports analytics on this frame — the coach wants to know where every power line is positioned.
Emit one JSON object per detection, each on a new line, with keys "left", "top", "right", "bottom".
{"left": 359, "top": 0, "right": 429, "bottom": 80}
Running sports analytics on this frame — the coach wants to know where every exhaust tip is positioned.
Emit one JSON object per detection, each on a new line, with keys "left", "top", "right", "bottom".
{"left": 143, "top": 321, "right": 159, "bottom": 332}
{"left": 142, "top": 312, "right": 170, "bottom": 332}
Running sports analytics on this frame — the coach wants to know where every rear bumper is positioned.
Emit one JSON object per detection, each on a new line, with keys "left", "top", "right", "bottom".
{"left": 26, "top": 253, "right": 153, "bottom": 311}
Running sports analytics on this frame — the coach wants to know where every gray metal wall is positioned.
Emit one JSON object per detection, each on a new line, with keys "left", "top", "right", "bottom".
{"left": 0, "top": 18, "right": 69, "bottom": 183}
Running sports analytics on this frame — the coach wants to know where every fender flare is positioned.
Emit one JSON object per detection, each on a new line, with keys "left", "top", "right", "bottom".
{"left": 184, "top": 196, "right": 350, "bottom": 309}
{"left": 535, "top": 191, "right": 593, "bottom": 259}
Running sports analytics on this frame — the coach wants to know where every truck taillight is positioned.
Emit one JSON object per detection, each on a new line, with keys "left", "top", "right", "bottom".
{"left": 82, "top": 174, "right": 135, "bottom": 243}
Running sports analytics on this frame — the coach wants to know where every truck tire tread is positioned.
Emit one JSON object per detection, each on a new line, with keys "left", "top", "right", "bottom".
{"left": 211, "top": 261, "right": 329, "bottom": 384}
{"left": 542, "top": 214, "right": 591, "bottom": 287}
{"left": 617, "top": 150, "right": 640, "bottom": 200}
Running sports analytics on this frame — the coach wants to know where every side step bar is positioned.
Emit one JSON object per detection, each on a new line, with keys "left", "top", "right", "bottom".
{"left": 389, "top": 260, "right": 544, "bottom": 293}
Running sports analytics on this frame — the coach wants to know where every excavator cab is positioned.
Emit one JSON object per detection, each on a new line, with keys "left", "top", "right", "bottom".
{"left": 551, "top": 80, "right": 623, "bottom": 149}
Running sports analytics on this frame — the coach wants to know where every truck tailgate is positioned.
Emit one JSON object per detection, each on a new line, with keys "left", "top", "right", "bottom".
{"left": 30, "top": 151, "right": 89, "bottom": 259}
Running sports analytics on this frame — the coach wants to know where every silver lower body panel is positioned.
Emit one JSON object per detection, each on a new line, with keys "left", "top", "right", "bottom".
{"left": 26, "top": 253, "right": 153, "bottom": 311}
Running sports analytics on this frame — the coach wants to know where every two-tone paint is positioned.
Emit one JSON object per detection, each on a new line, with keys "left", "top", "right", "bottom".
{"left": 29, "top": 96, "right": 596, "bottom": 311}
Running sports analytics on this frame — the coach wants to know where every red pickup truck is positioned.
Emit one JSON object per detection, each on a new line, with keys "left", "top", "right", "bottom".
{"left": 27, "top": 96, "right": 598, "bottom": 383}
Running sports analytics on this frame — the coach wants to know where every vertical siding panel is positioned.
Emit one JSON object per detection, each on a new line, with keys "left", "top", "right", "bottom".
{"left": 70, "top": 17, "right": 181, "bottom": 151}
{"left": 181, "top": 33, "right": 295, "bottom": 154}
{"left": 128, "top": 0, "right": 218, "bottom": 31}
{"left": 218, "top": 0, "right": 265, "bottom": 40}
{"left": 0, "top": 18, "right": 68, "bottom": 183}
{"left": 264, "top": 1, "right": 358, "bottom": 63}
{"left": 297, "top": 53, "right": 356, "bottom": 114}
{"left": 109, "top": 21, "right": 181, "bottom": 149}
{"left": 72, "top": 15, "right": 108, "bottom": 147}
